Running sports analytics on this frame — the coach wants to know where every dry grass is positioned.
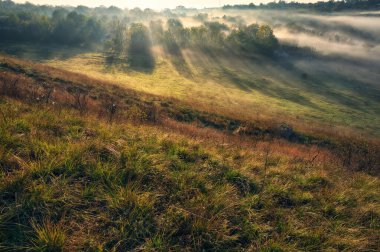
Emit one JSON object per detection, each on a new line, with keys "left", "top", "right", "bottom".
{"left": 1, "top": 54, "right": 379, "bottom": 175}
{"left": 0, "top": 97, "right": 379, "bottom": 251}
{"left": 42, "top": 49, "right": 380, "bottom": 140}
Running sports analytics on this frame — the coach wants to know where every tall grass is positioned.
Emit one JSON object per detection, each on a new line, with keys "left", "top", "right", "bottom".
{"left": 0, "top": 97, "right": 378, "bottom": 250}
{"left": 1, "top": 55, "right": 378, "bottom": 174}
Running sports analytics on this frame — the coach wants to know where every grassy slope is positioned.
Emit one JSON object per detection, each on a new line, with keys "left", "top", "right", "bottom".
{"left": 0, "top": 98, "right": 379, "bottom": 251}
{"left": 1, "top": 42, "right": 379, "bottom": 138}
{"left": 0, "top": 46, "right": 379, "bottom": 250}
{"left": 43, "top": 48, "right": 380, "bottom": 138}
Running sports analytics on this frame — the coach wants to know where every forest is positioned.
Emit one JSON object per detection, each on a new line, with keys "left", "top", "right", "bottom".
{"left": 224, "top": 0, "right": 380, "bottom": 12}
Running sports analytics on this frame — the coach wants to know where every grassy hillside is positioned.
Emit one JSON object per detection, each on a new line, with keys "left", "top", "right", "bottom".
{"left": 1, "top": 54, "right": 378, "bottom": 173}
{"left": 0, "top": 55, "right": 379, "bottom": 251}
{"left": 1, "top": 98, "right": 379, "bottom": 251}
{"left": 1, "top": 42, "right": 380, "bottom": 138}
{"left": 8, "top": 43, "right": 378, "bottom": 138}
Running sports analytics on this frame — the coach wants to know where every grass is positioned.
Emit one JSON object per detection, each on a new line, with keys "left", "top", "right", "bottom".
{"left": 2, "top": 42, "right": 379, "bottom": 139}
{"left": 0, "top": 44, "right": 379, "bottom": 250}
{"left": 0, "top": 97, "right": 379, "bottom": 251}
{"left": 39, "top": 47, "right": 380, "bottom": 138}
{"left": 30, "top": 220, "right": 66, "bottom": 252}
{"left": 1, "top": 53, "right": 379, "bottom": 177}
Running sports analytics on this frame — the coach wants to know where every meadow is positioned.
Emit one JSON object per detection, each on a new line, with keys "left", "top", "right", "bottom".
{"left": 1, "top": 83, "right": 379, "bottom": 251}
{"left": 0, "top": 1, "right": 380, "bottom": 251}
{"left": 0, "top": 50, "right": 379, "bottom": 251}
{"left": 44, "top": 46, "right": 380, "bottom": 138}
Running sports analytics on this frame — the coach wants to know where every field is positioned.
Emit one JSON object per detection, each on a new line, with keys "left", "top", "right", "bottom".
{"left": 0, "top": 51, "right": 379, "bottom": 250}
{"left": 43, "top": 48, "right": 380, "bottom": 137}
{"left": 1, "top": 10, "right": 380, "bottom": 138}
{"left": 1, "top": 84, "right": 379, "bottom": 251}
{"left": 1, "top": 3, "right": 380, "bottom": 251}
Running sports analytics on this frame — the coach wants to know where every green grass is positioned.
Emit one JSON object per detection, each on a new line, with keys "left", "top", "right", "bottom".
{"left": 39, "top": 47, "right": 380, "bottom": 138}
{"left": 0, "top": 97, "right": 379, "bottom": 250}
{"left": 30, "top": 220, "right": 66, "bottom": 252}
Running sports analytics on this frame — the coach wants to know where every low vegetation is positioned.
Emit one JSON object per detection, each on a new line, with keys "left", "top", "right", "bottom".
{"left": 1, "top": 55, "right": 379, "bottom": 175}
{"left": 0, "top": 94, "right": 379, "bottom": 251}
{"left": 0, "top": 54, "right": 378, "bottom": 250}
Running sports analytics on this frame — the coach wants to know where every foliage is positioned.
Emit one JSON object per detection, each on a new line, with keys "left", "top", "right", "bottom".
{"left": 0, "top": 1, "right": 280, "bottom": 56}
{"left": 160, "top": 18, "right": 278, "bottom": 54}
{"left": 227, "top": 24, "right": 278, "bottom": 53}
{"left": 0, "top": 9, "right": 104, "bottom": 45}
{"left": 223, "top": 0, "right": 380, "bottom": 12}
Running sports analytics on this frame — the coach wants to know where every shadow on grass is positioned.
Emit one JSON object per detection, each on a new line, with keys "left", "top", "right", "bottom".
{"left": 184, "top": 46, "right": 380, "bottom": 114}
{"left": 185, "top": 47, "right": 322, "bottom": 111}
{"left": 277, "top": 52, "right": 380, "bottom": 113}
{"left": 163, "top": 39, "right": 193, "bottom": 79}
{"left": 0, "top": 42, "right": 94, "bottom": 62}
{"left": 127, "top": 54, "right": 156, "bottom": 74}
{"left": 104, "top": 48, "right": 156, "bottom": 74}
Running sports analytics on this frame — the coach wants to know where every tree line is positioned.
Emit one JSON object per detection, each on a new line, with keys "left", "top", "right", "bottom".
{"left": 0, "top": 0, "right": 279, "bottom": 68}
{"left": 160, "top": 19, "right": 278, "bottom": 53}
{"left": 223, "top": 0, "right": 380, "bottom": 12}
{"left": 104, "top": 18, "right": 278, "bottom": 68}
{"left": 0, "top": 0, "right": 161, "bottom": 45}
{"left": 0, "top": 9, "right": 104, "bottom": 45}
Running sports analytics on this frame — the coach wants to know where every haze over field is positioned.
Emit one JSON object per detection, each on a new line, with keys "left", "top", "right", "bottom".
{"left": 192, "top": 9, "right": 380, "bottom": 61}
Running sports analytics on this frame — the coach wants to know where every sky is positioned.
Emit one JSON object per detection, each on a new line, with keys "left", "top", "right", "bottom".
{"left": 12, "top": 1, "right": 325, "bottom": 10}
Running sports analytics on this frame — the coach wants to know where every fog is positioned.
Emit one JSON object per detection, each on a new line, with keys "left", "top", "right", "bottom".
{"left": 200, "top": 9, "right": 380, "bottom": 66}
{"left": 1, "top": 2, "right": 379, "bottom": 136}
{"left": 170, "top": 8, "right": 380, "bottom": 121}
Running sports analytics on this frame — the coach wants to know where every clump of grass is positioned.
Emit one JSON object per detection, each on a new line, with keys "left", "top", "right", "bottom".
{"left": 301, "top": 175, "right": 332, "bottom": 191}
{"left": 224, "top": 170, "right": 259, "bottom": 196}
{"left": 30, "top": 220, "right": 66, "bottom": 252}
{"left": 104, "top": 186, "right": 157, "bottom": 250}
{"left": 359, "top": 210, "right": 380, "bottom": 229}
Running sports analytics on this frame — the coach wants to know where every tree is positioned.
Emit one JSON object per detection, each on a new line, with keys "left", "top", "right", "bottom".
{"left": 51, "top": 11, "right": 104, "bottom": 45}
{"left": 167, "top": 18, "right": 183, "bottom": 34}
{"left": 227, "top": 24, "right": 278, "bottom": 54}
{"left": 108, "top": 19, "right": 126, "bottom": 56}
{"left": 204, "top": 21, "right": 228, "bottom": 46}
{"left": 166, "top": 19, "right": 188, "bottom": 46}
{"left": 256, "top": 25, "right": 278, "bottom": 51}
{"left": 127, "top": 23, "right": 154, "bottom": 69}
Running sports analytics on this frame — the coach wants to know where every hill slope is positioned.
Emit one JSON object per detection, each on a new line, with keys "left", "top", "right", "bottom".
{"left": 0, "top": 44, "right": 380, "bottom": 138}
{"left": 0, "top": 56, "right": 379, "bottom": 251}
{"left": 3, "top": 42, "right": 379, "bottom": 137}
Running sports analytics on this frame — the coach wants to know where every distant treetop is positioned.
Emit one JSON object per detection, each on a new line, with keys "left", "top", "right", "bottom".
{"left": 223, "top": 0, "right": 380, "bottom": 12}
